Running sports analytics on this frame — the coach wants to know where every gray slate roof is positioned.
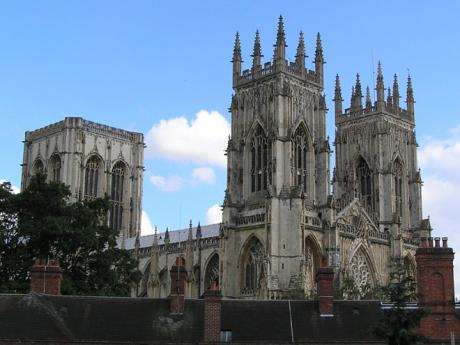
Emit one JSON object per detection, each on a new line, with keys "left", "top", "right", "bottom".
{"left": 0, "top": 293, "right": 391, "bottom": 344}
{"left": 120, "top": 223, "right": 220, "bottom": 250}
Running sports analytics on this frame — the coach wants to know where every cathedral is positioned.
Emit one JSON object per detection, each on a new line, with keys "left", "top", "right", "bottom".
{"left": 130, "top": 17, "right": 431, "bottom": 300}
{"left": 21, "top": 17, "right": 431, "bottom": 300}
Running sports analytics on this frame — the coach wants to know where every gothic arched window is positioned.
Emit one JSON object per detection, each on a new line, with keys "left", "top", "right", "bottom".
{"left": 292, "top": 126, "right": 308, "bottom": 192}
{"left": 250, "top": 126, "right": 270, "bottom": 192}
{"left": 84, "top": 155, "right": 103, "bottom": 198}
{"left": 110, "top": 161, "right": 126, "bottom": 231}
{"left": 32, "top": 159, "right": 44, "bottom": 175}
{"left": 242, "top": 238, "right": 264, "bottom": 295}
{"left": 49, "top": 154, "right": 61, "bottom": 182}
{"left": 204, "top": 253, "right": 220, "bottom": 290}
{"left": 393, "top": 159, "right": 403, "bottom": 218}
{"left": 356, "top": 157, "right": 373, "bottom": 213}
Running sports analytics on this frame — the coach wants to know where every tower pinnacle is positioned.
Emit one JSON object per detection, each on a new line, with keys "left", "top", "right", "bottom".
{"left": 393, "top": 74, "right": 400, "bottom": 114}
{"left": 354, "top": 74, "right": 363, "bottom": 113}
{"left": 273, "top": 15, "right": 287, "bottom": 68}
{"left": 251, "top": 30, "right": 262, "bottom": 73}
{"left": 333, "top": 74, "right": 343, "bottom": 119}
{"left": 376, "top": 61, "right": 385, "bottom": 110}
{"left": 406, "top": 74, "right": 415, "bottom": 121}
{"left": 365, "top": 86, "right": 372, "bottom": 111}
{"left": 232, "top": 32, "right": 242, "bottom": 86}
{"left": 295, "top": 31, "right": 306, "bottom": 73}
{"left": 314, "top": 32, "right": 324, "bottom": 86}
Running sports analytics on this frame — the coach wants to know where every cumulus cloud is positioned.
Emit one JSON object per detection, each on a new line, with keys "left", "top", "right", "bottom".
{"left": 146, "top": 110, "right": 230, "bottom": 167}
{"left": 206, "top": 204, "right": 222, "bottom": 224}
{"left": 150, "top": 175, "right": 184, "bottom": 192}
{"left": 191, "top": 167, "right": 216, "bottom": 185}
{"left": 419, "top": 127, "right": 460, "bottom": 296}
{"left": 141, "top": 210, "right": 155, "bottom": 236}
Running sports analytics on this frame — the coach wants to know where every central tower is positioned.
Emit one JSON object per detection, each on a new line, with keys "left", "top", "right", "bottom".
{"left": 221, "top": 17, "right": 330, "bottom": 298}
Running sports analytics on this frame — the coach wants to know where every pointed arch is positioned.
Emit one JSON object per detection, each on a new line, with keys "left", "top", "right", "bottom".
{"left": 48, "top": 154, "right": 61, "bottom": 182}
{"left": 239, "top": 235, "right": 265, "bottom": 296}
{"left": 291, "top": 122, "right": 312, "bottom": 193}
{"left": 247, "top": 123, "right": 270, "bottom": 193}
{"left": 32, "top": 158, "right": 44, "bottom": 175}
{"left": 393, "top": 158, "right": 404, "bottom": 218}
{"left": 84, "top": 154, "right": 104, "bottom": 199}
{"left": 355, "top": 155, "right": 374, "bottom": 213}
{"left": 109, "top": 160, "right": 127, "bottom": 231}
{"left": 304, "top": 235, "right": 322, "bottom": 298}
{"left": 204, "top": 252, "right": 220, "bottom": 290}
{"left": 348, "top": 243, "right": 377, "bottom": 296}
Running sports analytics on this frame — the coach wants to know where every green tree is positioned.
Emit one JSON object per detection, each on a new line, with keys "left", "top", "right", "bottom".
{"left": 373, "top": 261, "right": 428, "bottom": 345}
{"left": 0, "top": 174, "right": 140, "bottom": 296}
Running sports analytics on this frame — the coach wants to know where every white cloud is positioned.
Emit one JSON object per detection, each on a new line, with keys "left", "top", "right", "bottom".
{"left": 191, "top": 167, "right": 216, "bottom": 185}
{"left": 419, "top": 128, "right": 460, "bottom": 297}
{"left": 0, "top": 180, "right": 19, "bottom": 194}
{"left": 150, "top": 175, "right": 184, "bottom": 192}
{"left": 141, "top": 210, "right": 155, "bottom": 236}
{"left": 146, "top": 110, "right": 230, "bottom": 167}
{"left": 206, "top": 204, "right": 222, "bottom": 224}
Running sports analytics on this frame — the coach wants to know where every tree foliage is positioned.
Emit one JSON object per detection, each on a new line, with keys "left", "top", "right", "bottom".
{"left": 0, "top": 174, "right": 140, "bottom": 296}
{"left": 373, "top": 261, "right": 428, "bottom": 345}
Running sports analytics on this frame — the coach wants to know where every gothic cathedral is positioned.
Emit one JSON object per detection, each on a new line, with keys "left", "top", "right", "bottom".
{"left": 219, "top": 17, "right": 429, "bottom": 299}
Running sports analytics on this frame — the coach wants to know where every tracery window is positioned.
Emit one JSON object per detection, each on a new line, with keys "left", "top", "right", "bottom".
{"left": 292, "top": 126, "right": 308, "bottom": 192}
{"left": 250, "top": 126, "right": 270, "bottom": 192}
{"left": 32, "top": 159, "right": 44, "bottom": 175}
{"left": 242, "top": 239, "right": 264, "bottom": 295}
{"left": 49, "top": 154, "right": 61, "bottom": 182}
{"left": 356, "top": 157, "right": 373, "bottom": 212}
{"left": 350, "top": 250, "right": 371, "bottom": 296}
{"left": 394, "top": 159, "right": 403, "bottom": 218}
{"left": 204, "top": 254, "right": 220, "bottom": 289}
{"left": 109, "top": 161, "right": 126, "bottom": 231}
{"left": 84, "top": 155, "right": 102, "bottom": 198}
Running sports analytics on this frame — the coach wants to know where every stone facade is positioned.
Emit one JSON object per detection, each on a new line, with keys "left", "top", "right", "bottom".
{"left": 133, "top": 18, "right": 430, "bottom": 300}
{"left": 21, "top": 117, "right": 144, "bottom": 239}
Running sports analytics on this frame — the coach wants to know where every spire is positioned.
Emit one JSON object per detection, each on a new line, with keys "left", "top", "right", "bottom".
{"left": 354, "top": 74, "right": 363, "bottom": 114}
{"left": 164, "top": 227, "right": 170, "bottom": 246}
{"left": 333, "top": 74, "right": 343, "bottom": 118}
{"left": 406, "top": 74, "right": 415, "bottom": 121}
{"left": 273, "top": 15, "right": 287, "bottom": 68}
{"left": 350, "top": 86, "right": 355, "bottom": 114}
{"left": 196, "top": 222, "right": 202, "bottom": 240}
{"left": 251, "top": 30, "right": 262, "bottom": 73}
{"left": 295, "top": 31, "right": 306, "bottom": 73}
{"left": 393, "top": 74, "right": 400, "bottom": 114}
{"left": 188, "top": 219, "right": 193, "bottom": 241}
{"left": 376, "top": 61, "right": 385, "bottom": 110}
{"left": 314, "top": 32, "right": 324, "bottom": 86}
{"left": 232, "top": 32, "right": 242, "bottom": 86}
{"left": 387, "top": 87, "right": 393, "bottom": 111}
{"left": 152, "top": 226, "right": 159, "bottom": 248}
{"left": 365, "top": 86, "right": 372, "bottom": 111}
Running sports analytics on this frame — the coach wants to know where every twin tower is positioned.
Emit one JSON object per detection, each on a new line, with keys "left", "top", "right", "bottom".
{"left": 220, "top": 17, "right": 429, "bottom": 299}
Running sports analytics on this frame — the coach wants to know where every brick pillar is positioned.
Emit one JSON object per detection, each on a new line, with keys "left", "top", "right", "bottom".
{"left": 30, "top": 258, "right": 62, "bottom": 295}
{"left": 316, "top": 266, "right": 334, "bottom": 316}
{"left": 169, "top": 257, "right": 187, "bottom": 314}
{"left": 204, "top": 281, "right": 222, "bottom": 342}
{"left": 416, "top": 237, "right": 460, "bottom": 340}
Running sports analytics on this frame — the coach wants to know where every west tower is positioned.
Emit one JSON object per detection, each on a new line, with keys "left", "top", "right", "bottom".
{"left": 221, "top": 17, "right": 330, "bottom": 298}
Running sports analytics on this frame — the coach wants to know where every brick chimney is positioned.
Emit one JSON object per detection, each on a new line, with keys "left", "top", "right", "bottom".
{"left": 169, "top": 256, "right": 187, "bottom": 314}
{"left": 416, "top": 237, "right": 460, "bottom": 340}
{"left": 204, "top": 281, "right": 222, "bottom": 342}
{"left": 316, "top": 263, "right": 334, "bottom": 317}
{"left": 30, "top": 258, "right": 62, "bottom": 295}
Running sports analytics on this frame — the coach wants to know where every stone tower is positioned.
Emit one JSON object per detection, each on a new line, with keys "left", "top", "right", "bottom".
{"left": 333, "top": 64, "right": 430, "bottom": 259}
{"left": 21, "top": 117, "right": 144, "bottom": 239}
{"left": 221, "top": 17, "right": 331, "bottom": 298}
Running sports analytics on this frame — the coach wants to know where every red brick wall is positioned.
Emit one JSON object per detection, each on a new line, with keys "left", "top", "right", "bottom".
{"left": 169, "top": 257, "right": 188, "bottom": 314}
{"left": 203, "top": 290, "right": 222, "bottom": 342}
{"left": 316, "top": 267, "right": 334, "bottom": 315}
{"left": 416, "top": 237, "right": 460, "bottom": 340}
{"left": 30, "top": 258, "right": 62, "bottom": 295}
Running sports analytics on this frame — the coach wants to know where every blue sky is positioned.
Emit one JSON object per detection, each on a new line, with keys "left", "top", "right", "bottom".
{"left": 1, "top": 1, "right": 460, "bottom": 290}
